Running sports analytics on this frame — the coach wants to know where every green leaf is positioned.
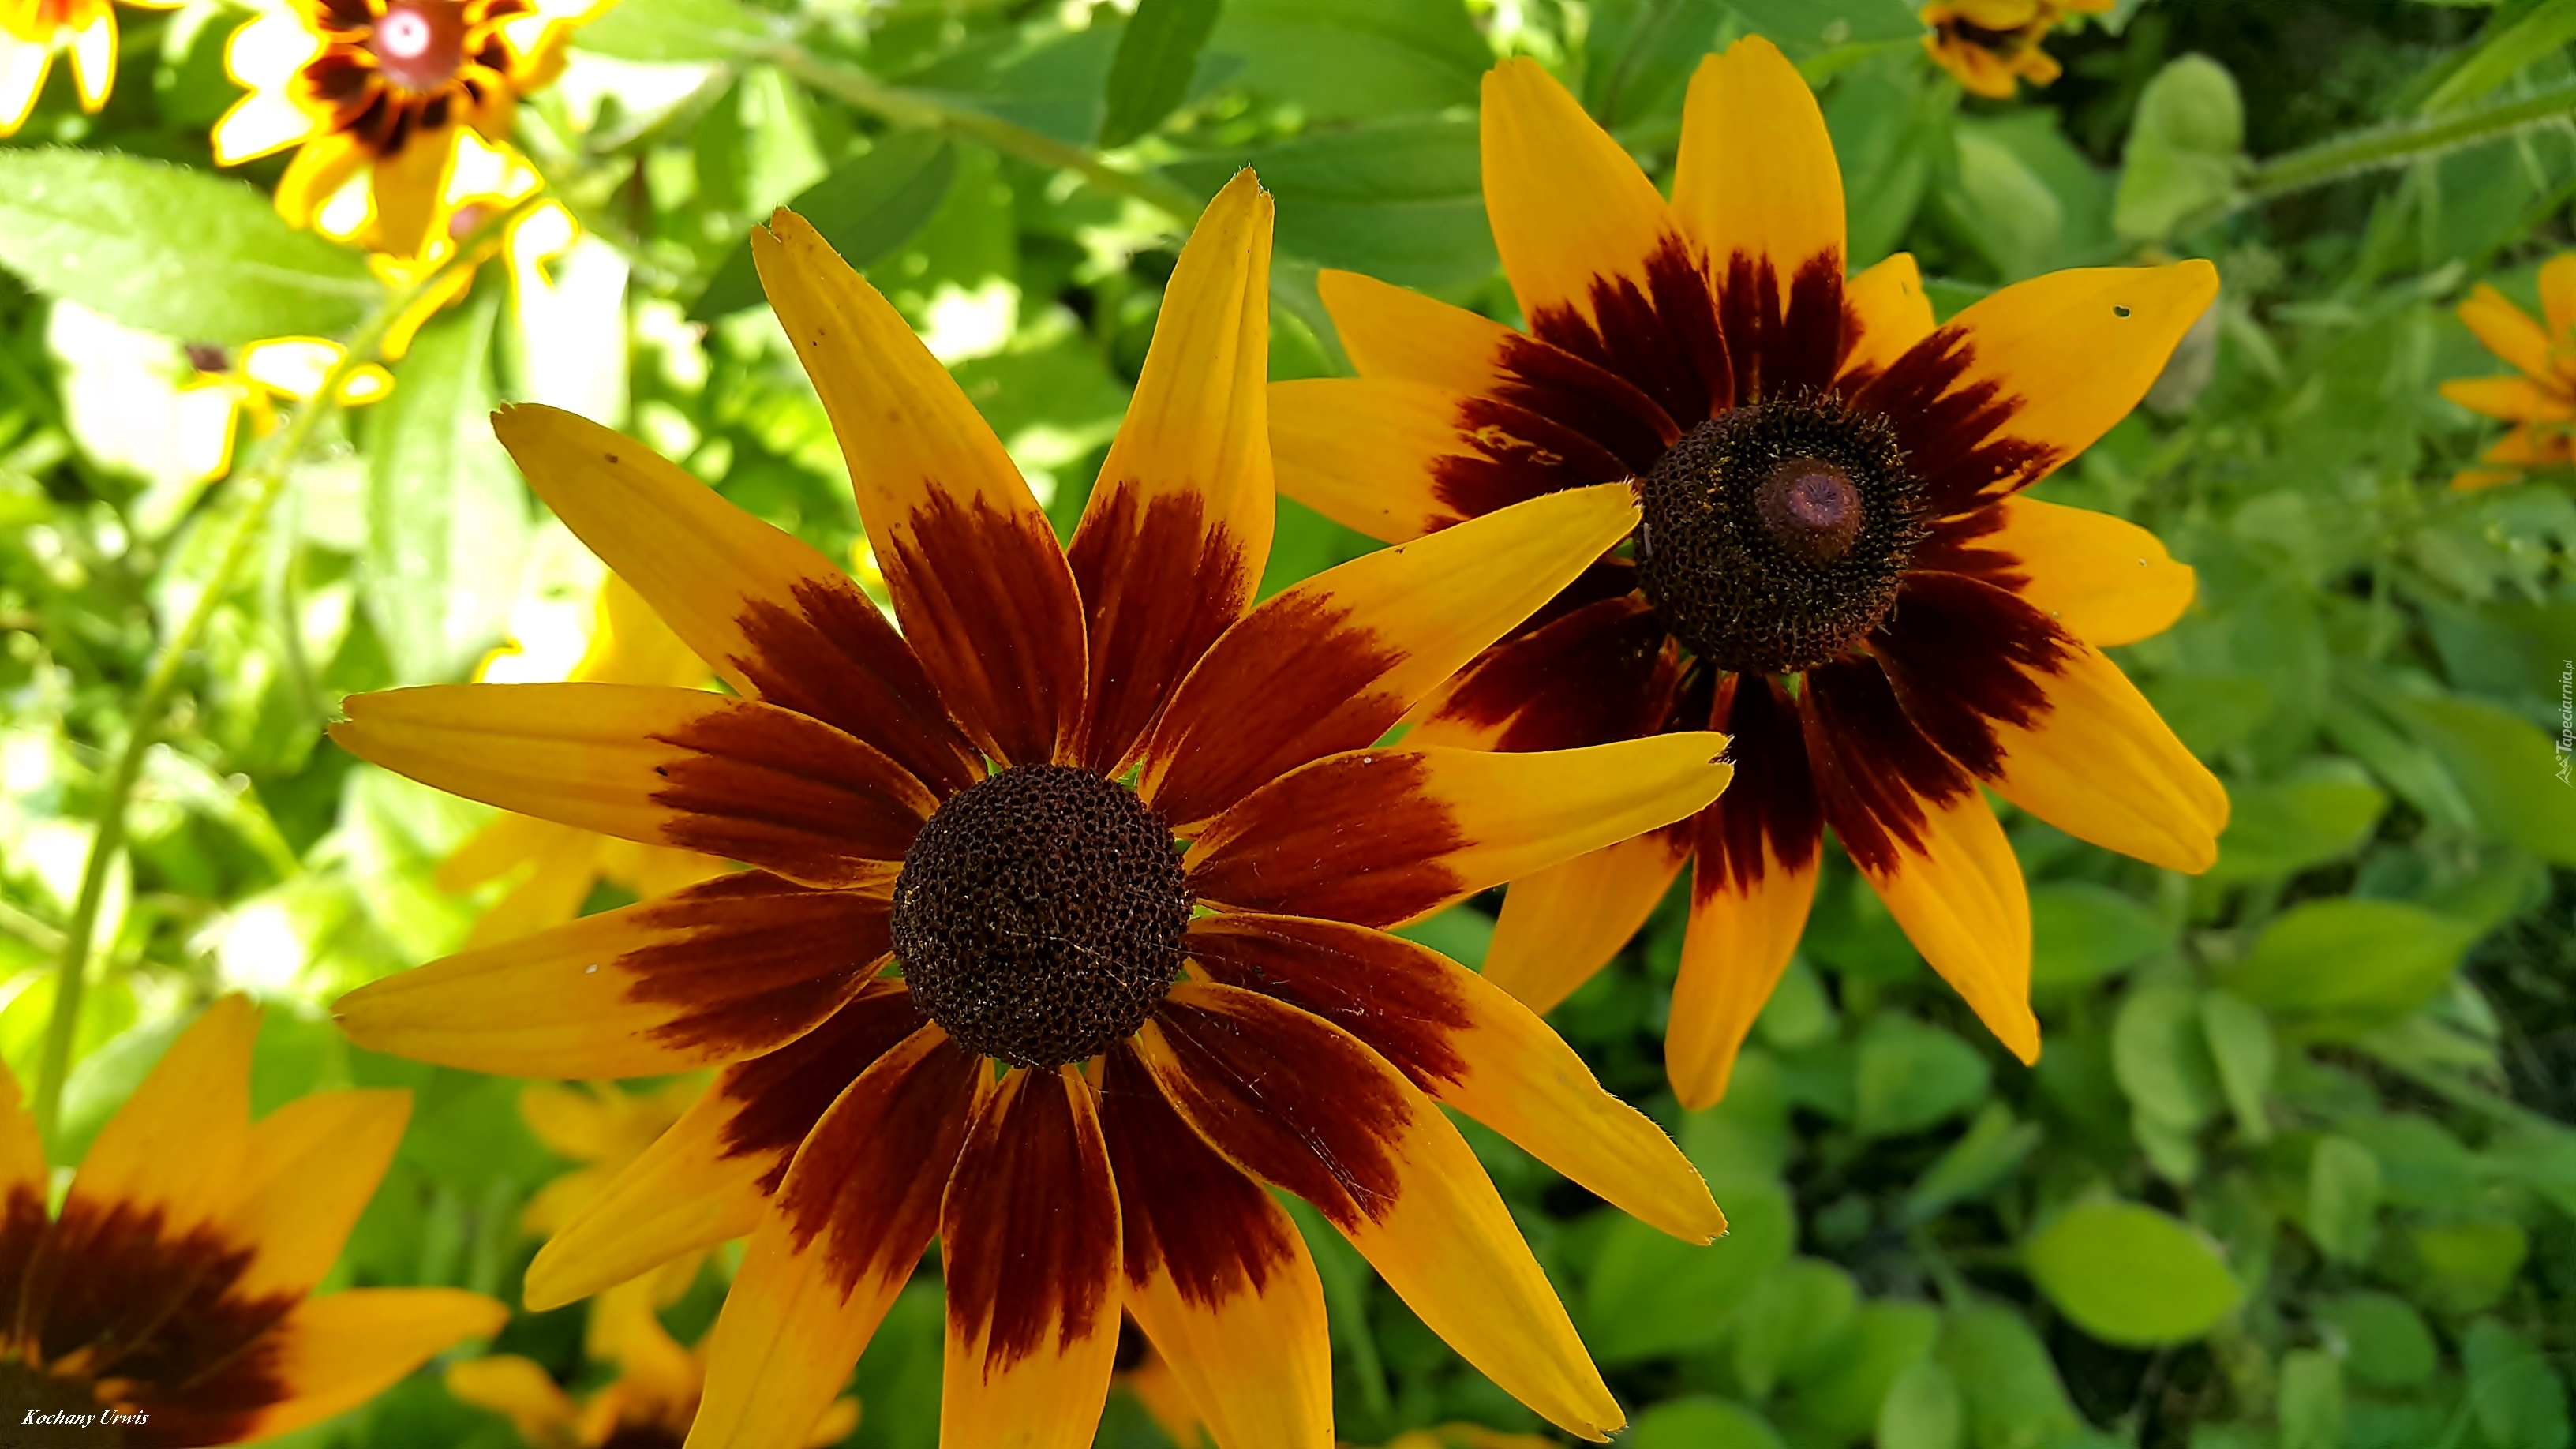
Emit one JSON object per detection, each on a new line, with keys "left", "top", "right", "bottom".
{"left": 2462, "top": 1319, "right": 2572, "bottom": 1449}
{"left": 1581, "top": 0, "right": 1728, "bottom": 129}
{"left": 2030, "top": 882, "right": 2173, "bottom": 992}
{"left": 1099, "top": 0, "right": 1221, "bottom": 146}
{"left": 1205, "top": 0, "right": 1488, "bottom": 123}
{"left": 2407, "top": 1220, "right": 2529, "bottom": 1315}
{"left": 2278, "top": 1350, "right": 2346, "bottom": 1449}
{"left": 2198, "top": 990, "right": 2275, "bottom": 1141}
{"left": 2228, "top": 899, "right": 2483, "bottom": 1038}
{"left": 1391, "top": 904, "right": 1492, "bottom": 968}
{"left": 2113, "top": 983, "right": 2221, "bottom": 1130}
{"left": 1792, "top": 1299, "right": 1941, "bottom": 1440}
{"left": 1728, "top": 0, "right": 1920, "bottom": 47}
{"left": 694, "top": 133, "right": 960, "bottom": 320}
{"left": 1936, "top": 1305, "right": 2080, "bottom": 1449}
{"left": 1853, "top": 1014, "right": 1991, "bottom": 1139}
{"left": 1951, "top": 127, "right": 2063, "bottom": 281}
{"left": 1825, "top": 59, "right": 1941, "bottom": 268}
{"left": 2421, "top": 0, "right": 2576, "bottom": 113}
{"left": 1631, "top": 1397, "right": 1786, "bottom": 1449}
{"left": 2305, "top": 1135, "right": 2382, "bottom": 1264}
{"left": 0, "top": 149, "right": 378, "bottom": 346}
{"left": 574, "top": 0, "right": 769, "bottom": 61}
{"left": 1904, "top": 1101, "right": 2042, "bottom": 1225}
{"left": 361, "top": 300, "right": 531, "bottom": 683}
{"left": 1585, "top": 1174, "right": 1794, "bottom": 1363}
{"left": 2316, "top": 1292, "right": 2436, "bottom": 1390}
{"left": 1878, "top": 1359, "right": 1965, "bottom": 1449}
{"left": 1732, "top": 1258, "right": 1857, "bottom": 1399}
{"left": 1170, "top": 118, "right": 1494, "bottom": 291}
{"left": 2114, "top": 54, "right": 2245, "bottom": 242}
{"left": 2023, "top": 1200, "right": 2243, "bottom": 1347}
{"left": 2207, "top": 769, "right": 2387, "bottom": 882}
{"left": 2396, "top": 693, "right": 2576, "bottom": 867}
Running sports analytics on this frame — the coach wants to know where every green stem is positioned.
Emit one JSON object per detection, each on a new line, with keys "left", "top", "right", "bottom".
{"left": 2241, "top": 78, "right": 2576, "bottom": 203}
{"left": 28, "top": 197, "right": 545, "bottom": 1153}
{"left": 762, "top": 43, "right": 1206, "bottom": 223}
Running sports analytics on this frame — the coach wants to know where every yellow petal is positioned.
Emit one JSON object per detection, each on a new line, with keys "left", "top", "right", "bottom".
{"left": 1961, "top": 496, "right": 2196, "bottom": 646}
{"left": 225, "top": 1087, "right": 410, "bottom": 1299}
{"left": 445, "top": 1355, "right": 577, "bottom": 1443}
{"left": 1666, "top": 848, "right": 1819, "bottom": 1110}
{"left": 232, "top": 1289, "right": 510, "bottom": 1441}
{"left": 1984, "top": 640, "right": 2228, "bottom": 873}
{"left": 2458, "top": 283, "right": 2552, "bottom": 380}
{"left": 1483, "top": 833, "right": 1686, "bottom": 1014}
{"left": 1672, "top": 36, "right": 1844, "bottom": 319}
{"left": 62, "top": 996, "right": 258, "bottom": 1245}
{"left": 0, "top": 36, "right": 54, "bottom": 135}
{"left": 2439, "top": 375, "right": 2570, "bottom": 421}
{"left": 65, "top": 9, "right": 111, "bottom": 111}
{"left": 2541, "top": 254, "right": 2576, "bottom": 339}
{"left": 1857, "top": 789, "right": 2037, "bottom": 1064}
{"left": 1840, "top": 252, "right": 1936, "bottom": 382}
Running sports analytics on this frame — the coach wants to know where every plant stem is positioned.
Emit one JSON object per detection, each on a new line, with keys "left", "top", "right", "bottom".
{"left": 2242, "top": 78, "right": 2576, "bottom": 203}
{"left": 28, "top": 198, "right": 545, "bottom": 1153}
{"left": 762, "top": 43, "right": 1207, "bottom": 223}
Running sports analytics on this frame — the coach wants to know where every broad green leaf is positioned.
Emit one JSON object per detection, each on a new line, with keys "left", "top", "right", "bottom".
{"left": 2409, "top": 1220, "right": 2529, "bottom": 1315}
{"left": 1728, "top": 0, "right": 1919, "bottom": 47}
{"left": 361, "top": 300, "right": 530, "bottom": 684}
{"left": 1936, "top": 1305, "right": 2080, "bottom": 1449}
{"left": 2030, "top": 882, "right": 2173, "bottom": 991}
{"left": 1732, "top": 1258, "right": 1857, "bottom": 1399}
{"left": 1631, "top": 1397, "right": 1786, "bottom": 1449}
{"left": 1170, "top": 118, "right": 1494, "bottom": 291}
{"left": 2278, "top": 1350, "right": 2346, "bottom": 1449}
{"left": 903, "top": 21, "right": 1124, "bottom": 144}
{"left": 2463, "top": 1319, "right": 2573, "bottom": 1449}
{"left": 1878, "top": 1359, "right": 1965, "bottom": 1449}
{"left": 1904, "top": 1102, "right": 2042, "bottom": 1225}
{"left": 2316, "top": 1292, "right": 2436, "bottom": 1390}
{"left": 695, "top": 133, "right": 960, "bottom": 320}
{"left": 2229, "top": 899, "right": 2482, "bottom": 1037}
{"left": 2023, "top": 1200, "right": 2243, "bottom": 1347}
{"left": 1755, "top": 957, "right": 1836, "bottom": 1049}
{"left": 2198, "top": 990, "right": 2275, "bottom": 1140}
{"left": 2421, "top": 0, "right": 2576, "bottom": 113}
{"left": 1585, "top": 1175, "right": 1793, "bottom": 1363}
{"left": 1582, "top": 0, "right": 1728, "bottom": 129}
{"left": 1205, "top": 0, "right": 1488, "bottom": 123}
{"left": 2114, "top": 54, "right": 2245, "bottom": 242}
{"left": 2305, "top": 1135, "right": 2381, "bottom": 1264}
{"left": 2113, "top": 983, "right": 2220, "bottom": 1130}
{"left": 1854, "top": 1014, "right": 1990, "bottom": 1139}
{"left": 0, "top": 150, "right": 378, "bottom": 346}
{"left": 1825, "top": 58, "right": 1941, "bottom": 268}
{"left": 1792, "top": 1299, "right": 1941, "bottom": 1441}
{"left": 1099, "top": 0, "right": 1221, "bottom": 146}
{"left": 575, "top": 0, "right": 769, "bottom": 60}
{"left": 2207, "top": 769, "right": 2387, "bottom": 882}
{"left": 2398, "top": 693, "right": 2576, "bottom": 867}
{"left": 1951, "top": 128, "right": 2062, "bottom": 281}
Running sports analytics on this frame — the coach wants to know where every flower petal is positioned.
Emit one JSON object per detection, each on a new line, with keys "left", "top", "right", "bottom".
{"left": 1137, "top": 984, "right": 1622, "bottom": 1440}
{"left": 938, "top": 1067, "right": 1124, "bottom": 1449}
{"left": 1672, "top": 36, "right": 1846, "bottom": 400}
{"left": 495, "top": 405, "right": 980, "bottom": 796}
{"left": 335, "top": 873, "right": 890, "bottom": 1079}
{"left": 369, "top": 122, "right": 459, "bottom": 258}
{"left": 1664, "top": 676, "right": 1825, "bottom": 1109}
{"left": 1855, "top": 262, "right": 2219, "bottom": 516}
{"left": 2439, "top": 375, "right": 2568, "bottom": 422}
{"left": 446, "top": 1355, "right": 577, "bottom": 1443}
{"left": 690, "top": 1024, "right": 986, "bottom": 1449}
{"left": 1917, "top": 496, "right": 2196, "bottom": 647}
{"left": 1270, "top": 377, "right": 1626, "bottom": 543}
{"left": 1481, "top": 831, "right": 1686, "bottom": 1013}
{"left": 2457, "top": 282, "right": 2552, "bottom": 380}
{"left": 1141, "top": 481, "right": 1640, "bottom": 828}
{"left": 751, "top": 211, "right": 1085, "bottom": 767}
{"left": 1481, "top": 58, "right": 1725, "bottom": 429}
{"left": 225, "top": 1088, "right": 410, "bottom": 1300}
{"left": 332, "top": 683, "right": 935, "bottom": 889}
{"left": 1405, "top": 593, "right": 1678, "bottom": 752}
{"left": 1840, "top": 252, "right": 1936, "bottom": 385}
{"left": 60, "top": 996, "right": 257, "bottom": 1248}
{"left": 0, "top": 1059, "right": 43, "bottom": 1228}
{"left": 1098, "top": 1045, "right": 1333, "bottom": 1449}
{"left": 274, "top": 133, "right": 369, "bottom": 231}
{"left": 523, "top": 987, "right": 924, "bottom": 1311}
{"left": 2541, "top": 254, "right": 2576, "bottom": 339}
{"left": 1185, "top": 734, "right": 1732, "bottom": 929}
{"left": 66, "top": 10, "right": 111, "bottom": 111}
{"left": 222, "top": 8, "right": 320, "bottom": 91}
{"left": 0, "top": 39, "right": 54, "bottom": 136}
{"left": 187, "top": 1289, "right": 507, "bottom": 1445}
{"left": 1185, "top": 915, "right": 1724, "bottom": 1244}
{"left": 1069, "top": 170, "right": 1275, "bottom": 774}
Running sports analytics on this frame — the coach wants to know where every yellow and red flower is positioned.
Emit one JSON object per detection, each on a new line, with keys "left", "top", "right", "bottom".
{"left": 2439, "top": 255, "right": 2576, "bottom": 489}
{"left": 210, "top": 0, "right": 602, "bottom": 256}
{"left": 328, "top": 171, "right": 1734, "bottom": 1447}
{"left": 518, "top": 1079, "right": 710, "bottom": 1312}
{"left": 1920, "top": 0, "right": 2110, "bottom": 99}
{"left": 1272, "top": 39, "right": 2226, "bottom": 1106}
{"left": 179, "top": 335, "right": 395, "bottom": 481}
{"left": 0, "top": 0, "right": 176, "bottom": 135}
{"left": 0, "top": 997, "right": 504, "bottom": 1445}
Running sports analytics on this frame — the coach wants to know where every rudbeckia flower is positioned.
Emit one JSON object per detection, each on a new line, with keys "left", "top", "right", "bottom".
{"left": 0, "top": 996, "right": 505, "bottom": 1445}
{"left": 209, "top": 0, "right": 602, "bottom": 256}
{"left": 1272, "top": 40, "right": 2227, "bottom": 1106}
{"left": 329, "top": 171, "right": 1734, "bottom": 1447}
{"left": 366, "top": 133, "right": 581, "bottom": 361}
{"left": 446, "top": 1278, "right": 858, "bottom": 1449}
{"left": 441, "top": 574, "right": 729, "bottom": 948}
{"left": 179, "top": 335, "right": 394, "bottom": 482}
{"left": 519, "top": 1079, "right": 710, "bottom": 1312}
{"left": 2439, "top": 256, "right": 2576, "bottom": 490}
{"left": 1919, "top": 0, "right": 2109, "bottom": 99}
{"left": 0, "top": 0, "right": 175, "bottom": 135}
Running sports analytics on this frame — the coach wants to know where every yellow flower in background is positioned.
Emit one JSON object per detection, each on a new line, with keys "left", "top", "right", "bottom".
{"left": 1919, "top": 0, "right": 2110, "bottom": 99}
{"left": 209, "top": 0, "right": 606, "bottom": 256}
{"left": 447, "top": 1282, "right": 858, "bottom": 1449}
{"left": 368, "top": 130, "right": 585, "bottom": 360}
{"left": 1356, "top": 1428, "right": 1559, "bottom": 1449}
{"left": 439, "top": 570, "right": 728, "bottom": 947}
{"left": 0, "top": 0, "right": 176, "bottom": 135}
{"left": 2439, "top": 256, "right": 2576, "bottom": 489}
{"left": 519, "top": 1078, "right": 709, "bottom": 1314}
{"left": 181, "top": 335, "right": 395, "bottom": 481}
{"left": 0, "top": 996, "right": 505, "bottom": 1443}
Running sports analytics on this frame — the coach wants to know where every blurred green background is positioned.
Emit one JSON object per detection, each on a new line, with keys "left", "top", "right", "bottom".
{"left": 2, "top": 0, "right": 2574, "bottom": 1447}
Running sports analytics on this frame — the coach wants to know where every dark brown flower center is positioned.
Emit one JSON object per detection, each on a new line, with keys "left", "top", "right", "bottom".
{"left": 369, "top": 0, "right": 467, "bottom": 92}
{"left": 891, "top": 764, "right": 1191, "bottom": 1069}
{"left": 0, "top": 1359, "right": 127, "bottom": 1449}
{"left": 1636, "top": 394, "right": 1926, "bottom": 676}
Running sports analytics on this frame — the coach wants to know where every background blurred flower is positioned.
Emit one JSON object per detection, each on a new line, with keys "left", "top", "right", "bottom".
{"left": 1919, "top": 0, "right": 2110, "bottom": 99}
{"left": 519, "top": 1078, "right": 708, "bottom": 1313}
{"left": 182, "top": 335, "right": 395, "bottom": 480}
{"left": 0, "top": 0, "right": 177, "bottom": 134}
{"left": 2440, "top": 256, "right": 2576, "bottom": 489}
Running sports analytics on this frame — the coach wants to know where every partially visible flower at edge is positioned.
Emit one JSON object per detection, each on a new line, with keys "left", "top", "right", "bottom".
{"left": 0, "top": 0, "right": 177, "bottom": 136}
{"left": 366, "top": 132, "right": 585, "bottom": 361}
{"left": 0, "top": 996, "right": 504, "bottom": 1446}
{"left": 440, "top": 569, "right": 729, "bottom": 948}
{"left": 1919, "top": 0, "right": 2111, "bottom": 99}
{"left": 2440, "top": 255, "right": 2576, "bottom": 490}
{"left": 209, "top": 0, "right": 606, "bottom": 256}
{"left": 519, "top": 1078, "right": 710, "bottom": 1320}
{"left": 180, "top": 335, "right": 395, "bottom": 481}
{"left": 447, "top": 1279, "right": 858, "bottom": 1449}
